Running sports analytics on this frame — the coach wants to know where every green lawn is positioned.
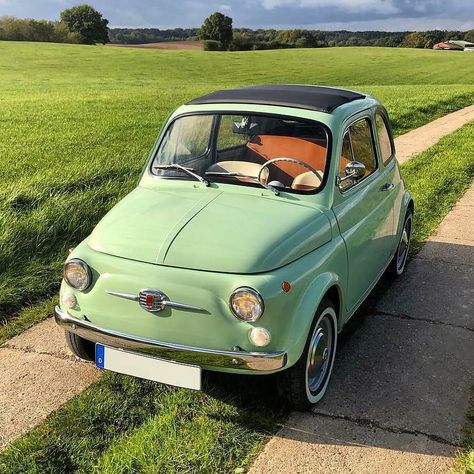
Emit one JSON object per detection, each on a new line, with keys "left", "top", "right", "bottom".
{"left": 0, "top": 41, "right": 473, "bottom": 472}
{"left": 1, "top": 118, "right": 473, "bottom": 474}
{"left": 1, "top": 42, "right": 474, "bottom": 339}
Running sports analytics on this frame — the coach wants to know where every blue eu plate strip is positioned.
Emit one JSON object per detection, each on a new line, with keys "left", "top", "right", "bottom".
{"left": 95, "top": 343, "right": 105, "bottom": 368}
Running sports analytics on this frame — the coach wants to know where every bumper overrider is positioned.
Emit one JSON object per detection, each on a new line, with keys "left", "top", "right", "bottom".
{"left": 55, "top": 307, "right": 287, "bottom": 372}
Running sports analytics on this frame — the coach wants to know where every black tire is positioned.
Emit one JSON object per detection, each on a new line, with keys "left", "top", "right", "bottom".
{"left": 277, "top": 297, "right": 338, "bottom": 410}
{"left": 65, "top": 330, "right": 95, "bottom": 361}
{"left": 388, "top": 209, "right": 413, "bottom": 278}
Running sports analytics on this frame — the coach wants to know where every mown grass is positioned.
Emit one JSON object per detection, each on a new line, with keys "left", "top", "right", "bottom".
{"left": 1, "top": 121, "right": 472, "bottom": 473}
{"left": 1, "top": 41, "right": 474, "bottom": 336}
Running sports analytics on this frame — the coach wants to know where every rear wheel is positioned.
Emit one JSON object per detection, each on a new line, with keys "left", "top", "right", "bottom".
{"left": 65, "top": 331, "right": 95, "bottom": 361}
{"left": 388, "top": 209, "right": 413, "bottom": 277}
{"left": 278, "top": 298, "right": 337, "bottom": 410}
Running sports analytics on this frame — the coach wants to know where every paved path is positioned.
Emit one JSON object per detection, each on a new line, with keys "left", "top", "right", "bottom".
{"left": 1, "top": 106, "right": 473, "bottom": 452}
{"left": 395, "top": 104, "right": 474, "bottom": 164}
{"left": 250, "top": 185, "right": 474, "bottom": 473}
{"left": 0, "top": 319, "right": 99, "bottom": 449}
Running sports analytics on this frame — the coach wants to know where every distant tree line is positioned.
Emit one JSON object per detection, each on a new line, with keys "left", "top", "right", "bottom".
{"left": 1, "top": 6, "right": 473, "bottom": 50}
{"left": 109, "top": 28, "right": 198, "bottom": 44}
{"left": 110, "top": 25, "right": 473, "bottom": 51}
{"left": 0, "top": 4, "right": 109, "bottom": 44}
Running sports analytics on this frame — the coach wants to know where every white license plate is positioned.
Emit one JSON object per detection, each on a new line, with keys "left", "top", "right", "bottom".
{"left": 95, "top": 344, "right": 201, "bottom": 390}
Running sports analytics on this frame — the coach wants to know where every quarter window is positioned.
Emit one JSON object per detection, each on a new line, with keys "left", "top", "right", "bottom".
{"left": 375, "top": 113, "right": 393, "bottom": 164}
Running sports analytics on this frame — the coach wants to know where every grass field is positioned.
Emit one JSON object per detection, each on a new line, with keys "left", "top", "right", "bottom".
{"left": 1, "top": 120, "right": 473, "bottom": 473}
{"left": 1, "top": 42, "right": 474, "bottom": 337}
{"left": 1, "top": 39, "right": 474, "bottom": 470}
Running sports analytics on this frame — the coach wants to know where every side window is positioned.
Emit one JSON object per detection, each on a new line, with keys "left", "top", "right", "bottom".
{"left": 375, "top": 113, "right": 393, "bottom": 165}
{"left": 338, "top": 118, "right": 377, "bottom": 192}
{"left": 350, "top": 118, "right": 377, "bottom": 174}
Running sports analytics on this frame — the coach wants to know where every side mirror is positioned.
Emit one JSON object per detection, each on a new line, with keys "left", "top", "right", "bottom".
{"left": 345, "top": 161, "right": 366, "bottom": 179}
{"left": 337, "top": 161, "right": 366, "bottom": 190}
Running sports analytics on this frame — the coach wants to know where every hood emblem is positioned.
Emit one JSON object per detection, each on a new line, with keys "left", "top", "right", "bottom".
{"left": 106, "top": 289, "right": 207, "bottom": 313}
{"left": 139, "top": 289, "right": 167, "bottom": 312}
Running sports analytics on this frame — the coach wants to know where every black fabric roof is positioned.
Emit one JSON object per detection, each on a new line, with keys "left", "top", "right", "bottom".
{"left": 187, "top": 85, "right": 365, "bottom": 113}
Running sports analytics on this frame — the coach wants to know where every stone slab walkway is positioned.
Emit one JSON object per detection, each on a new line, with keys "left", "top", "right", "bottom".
{"left": 0, "top": 319, "right": 99, "bottom": 449}
{"left": 250, "top": 183, "right": 474, "bottom": 473}
{"left": 1, "top": 105, "right": 473, "bottom": 453}
{"left": 395, "top": 104, "right": 474, "bottom": 164}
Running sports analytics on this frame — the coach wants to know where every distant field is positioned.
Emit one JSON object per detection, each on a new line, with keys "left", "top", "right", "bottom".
{"left": 108, "top": 40, "right": 203, "bottom": 50}
{"left": 0, "top": 41, "right": 474, "bottom": 333}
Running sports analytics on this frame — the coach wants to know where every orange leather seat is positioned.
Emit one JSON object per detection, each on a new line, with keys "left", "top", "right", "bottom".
{"left": 247, "top": 135, "right": 327, "bottom": 174}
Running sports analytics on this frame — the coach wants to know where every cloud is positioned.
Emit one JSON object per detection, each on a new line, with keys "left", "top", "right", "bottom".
{"left": 0, "top": 0, "right": 472, "bottom": 30}
{"left": 261, "top": 0, "right": 398, "bottom": 15}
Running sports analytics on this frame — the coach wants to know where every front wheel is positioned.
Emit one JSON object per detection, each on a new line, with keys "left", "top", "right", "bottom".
{"left": 65, "top": 331, "right": 95, "bottom": 361}
{"left": 277, "top": 298, "right": 338, "bottom": 410}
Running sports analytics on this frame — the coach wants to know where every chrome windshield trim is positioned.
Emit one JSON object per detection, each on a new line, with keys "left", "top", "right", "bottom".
{"left": 55, "top": 307, "right": 287, "bottom": 372}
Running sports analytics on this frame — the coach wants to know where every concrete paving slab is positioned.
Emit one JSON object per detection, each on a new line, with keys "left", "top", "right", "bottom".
{"left": 377, "top": 258, "right": 474, "bottom": 329}
{"left": 0, "top": 348, "right": 99, "bottom": 449}
{"left": 417, "top": 238, "right": 474, "bottom": 265}
{"left": 4, "top": 317, "right": 72, "bottom": 360}
{"left": 433, "top": 212, "right": 474, "bottom": 243}
{"left": 394, "top": 104, "right": 474, "bottom": 164}
{"left": 315, "top": 314, "right": 474, "bottom": 445}
{"left": 249, "top": 412, "right": 455, "bottom": 474}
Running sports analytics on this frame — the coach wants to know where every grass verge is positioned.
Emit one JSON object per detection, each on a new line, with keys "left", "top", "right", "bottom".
{"left": 452, "top": 393, "right": 474, "bottom": 474}
{"left": 1, "top": 121, "right": 473, "bottom": 473}
{"left": 1, "top": 42, "right": 474, "bottom": 334}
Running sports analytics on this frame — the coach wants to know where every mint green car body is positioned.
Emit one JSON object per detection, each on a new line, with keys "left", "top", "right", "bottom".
{"left": 58, "top": 93, "right": 412, "bottom": 376}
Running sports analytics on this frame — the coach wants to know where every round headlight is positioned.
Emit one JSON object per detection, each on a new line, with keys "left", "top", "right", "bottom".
{"left": 229, "top": 287, "right": 264, "bottom": 322}
{"left": 63, "top": 259, "right": 91, "bottom": 291}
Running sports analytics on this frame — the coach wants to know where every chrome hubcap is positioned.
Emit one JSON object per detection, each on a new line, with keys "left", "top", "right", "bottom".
{"left": 397, "top": 218, "right": 411, "bottom": 272}
{"left": 307, "top": 315, "right": 333, "bottom": 394}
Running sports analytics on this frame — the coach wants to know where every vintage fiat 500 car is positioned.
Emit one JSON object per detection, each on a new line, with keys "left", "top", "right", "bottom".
{"left": 55, "top": 85, "right": 413, "bottom": 408}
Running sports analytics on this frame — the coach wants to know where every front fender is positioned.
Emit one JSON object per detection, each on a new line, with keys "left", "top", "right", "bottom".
{"left": 397, "top": 190, "right": 413, "bottom": 236}
{"left": 283, "top": 271, "right": 342, "bottom": 368}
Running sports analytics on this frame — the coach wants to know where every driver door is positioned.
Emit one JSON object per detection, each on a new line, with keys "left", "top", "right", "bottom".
{"left": 333, "top": 116, "right": 395, "bottom": 314}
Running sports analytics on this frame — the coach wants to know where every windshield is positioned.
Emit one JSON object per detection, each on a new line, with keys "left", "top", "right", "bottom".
{"left": 152, "top": 113, "right": 329, "bottom": 193}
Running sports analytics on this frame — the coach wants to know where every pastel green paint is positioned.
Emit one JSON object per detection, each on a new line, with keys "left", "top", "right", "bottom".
{"left": 60, "top": 93, "right": 411, "bottom": 374}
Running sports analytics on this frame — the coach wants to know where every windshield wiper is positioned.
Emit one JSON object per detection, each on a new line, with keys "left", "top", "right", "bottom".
{"left": 154, "top": 164, "right": 210, "bottom": 186}
{"left": 205, "top": 171, "right": 280, "bottom": 196}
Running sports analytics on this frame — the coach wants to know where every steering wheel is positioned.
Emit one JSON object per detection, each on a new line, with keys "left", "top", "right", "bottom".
{"left": 257, "top": 157, "right": 324, "bottom": 186}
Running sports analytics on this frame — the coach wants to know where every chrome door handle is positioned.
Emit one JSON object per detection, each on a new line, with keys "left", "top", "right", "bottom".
{"left": 380, "top": 183, "right": 394, "bottom": 192}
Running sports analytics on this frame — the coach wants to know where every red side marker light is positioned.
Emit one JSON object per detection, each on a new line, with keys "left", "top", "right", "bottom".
{"left": 282, "top": 281, "right": 291, "bottom": 293}
{"left": 146, "top": 294, "right": 154, "bottom": 308}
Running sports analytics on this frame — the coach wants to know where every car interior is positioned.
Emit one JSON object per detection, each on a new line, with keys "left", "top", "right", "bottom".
{"left": 154, "top": 114, "right": 336, "bottom": 193}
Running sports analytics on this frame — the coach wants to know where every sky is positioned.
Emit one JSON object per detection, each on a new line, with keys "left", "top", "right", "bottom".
{"left": 0, "top": 0, "right": 473, "bottom": 31}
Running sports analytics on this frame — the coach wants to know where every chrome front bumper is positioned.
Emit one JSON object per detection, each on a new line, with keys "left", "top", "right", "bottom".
{"left": 55, "top": 307, "right": 287, "bottom": 372}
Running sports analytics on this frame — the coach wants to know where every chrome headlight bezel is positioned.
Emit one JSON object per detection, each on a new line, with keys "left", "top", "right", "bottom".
{"left": 229, "top": 287, "right": 264, "bottom": 322}
{"left": 63, "top": 259, "right": 92, "bottom": 292}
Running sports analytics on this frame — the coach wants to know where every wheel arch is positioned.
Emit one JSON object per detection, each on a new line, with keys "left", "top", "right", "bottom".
{"left": 284, "top": 272, "right": 343, "bottom": 368}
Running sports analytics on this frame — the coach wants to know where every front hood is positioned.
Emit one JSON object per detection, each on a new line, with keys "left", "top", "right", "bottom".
{"left": 89, "top": 186, "right": 332, "bottom": 274}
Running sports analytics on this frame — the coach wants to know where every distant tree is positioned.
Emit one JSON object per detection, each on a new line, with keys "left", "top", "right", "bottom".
{"left": 465, "top": 29, "right": 474, "bottom": 43}
{"left": 231, "top": 31, "right": 253, "bottom": 51}
{"left": 199, "top": 12, "right": 233, "bottom": 50}
{"left": 400, "top": 31, "right": 432, "bottom": 48}
{"left": 60, "top": 4, "right": 109, "bottom": 44}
